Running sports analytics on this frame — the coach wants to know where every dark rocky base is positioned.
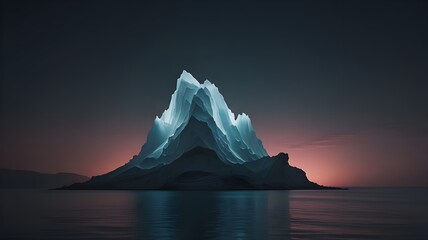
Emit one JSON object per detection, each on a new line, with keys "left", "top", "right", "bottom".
{"left": 58, "top": 147, "right": 342, "bottom": 190}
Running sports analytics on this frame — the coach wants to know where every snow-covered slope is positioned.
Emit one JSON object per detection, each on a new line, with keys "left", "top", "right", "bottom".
{"left": 130, "top": 70, "right": 268, "bottom": 169}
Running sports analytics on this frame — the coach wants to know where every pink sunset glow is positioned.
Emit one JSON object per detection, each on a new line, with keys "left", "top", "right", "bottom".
{"left": 2, "top": 115, "right": 427, "bottom": 187}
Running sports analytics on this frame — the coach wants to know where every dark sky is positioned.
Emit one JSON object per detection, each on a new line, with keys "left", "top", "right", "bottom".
{"left": 1, "top": 0, "right": 427, "bottom": 187}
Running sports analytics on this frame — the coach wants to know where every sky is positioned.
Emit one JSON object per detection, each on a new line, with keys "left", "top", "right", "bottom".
{"left": 1, "top": 0, "right": 427, "bottom": 187}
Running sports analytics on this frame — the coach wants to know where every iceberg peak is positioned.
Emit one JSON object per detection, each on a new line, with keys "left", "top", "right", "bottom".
{"left": 203, "top": 79, "right": 212, "bottom": 86}
{"left": 177, "top": 70, "right": 200, "bottom": 88}
{"left": 131, "top": 70, "right": 268, "bottom": 169}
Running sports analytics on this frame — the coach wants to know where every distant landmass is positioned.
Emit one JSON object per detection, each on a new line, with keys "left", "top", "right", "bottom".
{"left": 60, "top": 71, "right": 339, "bottom": 190}
{"left": 0, "top": 168, "right": 89, "bottom": 189}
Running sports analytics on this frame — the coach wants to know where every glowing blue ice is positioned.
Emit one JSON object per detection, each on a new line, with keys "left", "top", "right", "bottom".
{"left": 132, "top": 70, "right": 268, "bottom": 169}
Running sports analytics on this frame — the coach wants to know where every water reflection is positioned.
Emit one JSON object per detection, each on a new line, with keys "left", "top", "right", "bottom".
{"left": 1, "top": 189, "right": 427, "bottom": 239}
{"left": 132, "top": 191, "right": 290, "bottom": 240}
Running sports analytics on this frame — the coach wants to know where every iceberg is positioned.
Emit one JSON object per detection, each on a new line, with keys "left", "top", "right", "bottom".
{"left": 60, "top": 70, "right": 337, "bottom": 190}
{"left": 130, "top": 70, "right": 268, "bottom": 169}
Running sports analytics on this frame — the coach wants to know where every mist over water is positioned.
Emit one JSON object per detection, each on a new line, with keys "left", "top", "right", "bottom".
{"left": 1, "top": 188, "right": 427, "bottom": 239}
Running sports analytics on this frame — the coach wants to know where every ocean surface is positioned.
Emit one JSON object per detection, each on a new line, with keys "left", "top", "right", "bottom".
{"left": 1, "top": 188, "right": 427, "bottom": 239}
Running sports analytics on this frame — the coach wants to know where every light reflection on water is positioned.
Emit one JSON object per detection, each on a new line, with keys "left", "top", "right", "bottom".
{"left": 1, "top": 189, "right": 427, "bottom": 239}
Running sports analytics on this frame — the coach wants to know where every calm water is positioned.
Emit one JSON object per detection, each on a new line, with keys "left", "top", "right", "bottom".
{"left": 1, "top": 188, "right": 427, "bottom": 239}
